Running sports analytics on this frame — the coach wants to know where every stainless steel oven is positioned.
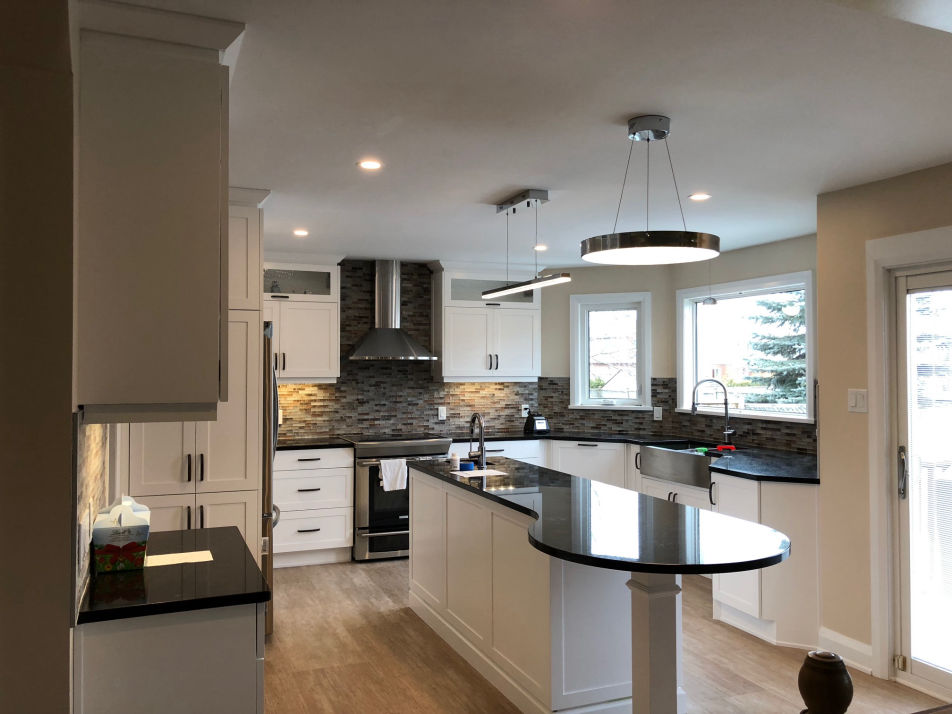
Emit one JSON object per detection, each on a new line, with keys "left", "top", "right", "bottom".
{"left": 344, "top": 435, "right": 451, "bottom": 561}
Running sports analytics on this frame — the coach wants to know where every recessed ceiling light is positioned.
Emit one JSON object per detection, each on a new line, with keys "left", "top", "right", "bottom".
{"left": 293, "top": 228, "right": 309, "bottom": 237}
{"left": 358, "top": 159, "right": 382, "bottom": 171}
{"left": 688, "top": 192, "right": 712, "bottom": 201}
{"left": 534, "top": 244, "right": 548, "bottom": 251}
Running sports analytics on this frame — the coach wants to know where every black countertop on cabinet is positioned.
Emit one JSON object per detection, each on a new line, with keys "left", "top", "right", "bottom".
{"left": 276, "top": 436, "right": 352, "bottom": 450}
{"left": 449, "top": 432, "right": 819, "bottom": 483}
{"left": 409, "top": 457, "right": 791, "bottom": 575}
{"left": 77, "top": 527, "right": 270, "bottom": 625}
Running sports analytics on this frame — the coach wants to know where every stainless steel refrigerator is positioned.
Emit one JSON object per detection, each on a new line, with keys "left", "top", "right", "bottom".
{"left": 262, "top": 321, "right": 279, "bottom": 635}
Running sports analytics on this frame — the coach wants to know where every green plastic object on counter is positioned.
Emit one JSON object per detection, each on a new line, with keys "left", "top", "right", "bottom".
{"left": 696, "top": 447, "right": 709, "bottom": 455}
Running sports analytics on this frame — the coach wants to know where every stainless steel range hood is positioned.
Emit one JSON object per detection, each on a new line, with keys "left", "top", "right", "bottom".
{"left": 348, "top": 260, "right": 437, "bottom": 361}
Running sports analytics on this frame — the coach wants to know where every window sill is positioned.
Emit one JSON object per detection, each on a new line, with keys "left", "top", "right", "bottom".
{"left": 675, "top": 408, "right": 815, "bottom": 425}
{"left": 569, "top": 404, "right": 654, "bottom": 412}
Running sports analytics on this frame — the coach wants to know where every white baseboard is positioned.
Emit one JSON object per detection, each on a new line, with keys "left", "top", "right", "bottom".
{"left": 273, "top": 547, "right": 351, "bottom": 568}
{"left": 818, "top": 627, "right": 873, "bottom": 674}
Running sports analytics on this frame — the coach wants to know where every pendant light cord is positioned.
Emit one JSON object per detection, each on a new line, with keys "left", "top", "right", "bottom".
{"left": 506, "top": 209, "right": 511, "bottom": 283}
{"left": 645, "top": 139, "right": 650, "bottom": 231}
{"left": 664, "top": 138, "right": 687, "bottom": 232}
{"left": 534, "top": 200, "right": 539, "bottom": 277}
{"left": 611, "top": 138, "right": 635, "bottom": 234}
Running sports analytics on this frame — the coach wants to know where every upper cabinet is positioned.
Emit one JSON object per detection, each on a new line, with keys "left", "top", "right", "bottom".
{"left": 263, "top": 263, "right": 341, "bottom": 383}
{"left": 227, "top": 189, "right": 270, "bottom": 310}
{"left": 430, "top": 264, "right": 541, "bottom": 382}
{"left": 76, "top": 13, "right": 243, "bottom": 423}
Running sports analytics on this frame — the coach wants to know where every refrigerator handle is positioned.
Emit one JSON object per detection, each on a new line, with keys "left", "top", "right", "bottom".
{"left": 272, "top": 504, "right": 281, "bottom": 527}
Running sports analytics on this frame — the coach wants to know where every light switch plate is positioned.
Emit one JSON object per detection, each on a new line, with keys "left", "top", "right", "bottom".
{"left": 848, "top": 388, "right": 868, "bottom": 413}
{"left": 521, "top": 404, "right": 530, "bottom": 417}
{"left": 653, "top": 407, "right": 663, "bottom": 421}
{"left": 278, "top": 408, "right": 283, "bottom": 425}
{"left": 437, "top": 406, "right": 447, "bottom": 421}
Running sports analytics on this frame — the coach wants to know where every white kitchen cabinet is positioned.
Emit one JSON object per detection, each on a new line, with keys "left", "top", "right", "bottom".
{"left": 711, "top": 474, "right": 762, "bottom": 618}
{"left": 128, "top": 312, "right": 260, "bottom": 497}
{"left": 639, "top": 476, "right": 711, "bottom": 510}
{"left": 197, "top": 490, "right": 259, "bottom": 544}
{"left": 264, "top": 295, "right": 340, "bottom": 383}
{"left": 272, "top": 447, "right": 354, "bottom": 566}
{"left": 440, "top": 306, "right": 540, "bottom": 379}
{"left": 77, "top": 31, "right": 229, "bottom": 423}
{"left": 625, "top": 444, "right": 643, "bottom": 491}
{"left": 228, "top": 203, "right": 263, "bottom": 310}
{"left": 547, "top": 441, "right": 626, "bottom": 488}
{"left": 264, "top": 263, "right": 338, "bottom": 302}
{"left": 638, "top": 475, "right": 675, "bottom": 502}
{"left": 135, "top": 493, "right": 195, "bottom": 532}
{"left": 448, "top": 439, "right": 545, "bottom": 466}
{"left": 430, "top": 263, "right": 541, "bottom": 382}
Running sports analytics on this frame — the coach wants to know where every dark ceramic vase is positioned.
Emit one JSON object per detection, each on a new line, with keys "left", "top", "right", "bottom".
{"left": 798, "top": 650, "right": 853, "bottom": 714}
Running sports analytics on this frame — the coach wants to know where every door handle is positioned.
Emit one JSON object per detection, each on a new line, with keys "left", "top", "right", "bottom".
{"left": 282, "top": 353, "right": 286, "bottom": 370}
{"left": 186, "top": 505, "right": 192, "bottom": 529}
{"left": 494, "top": 354, "right": 499, "bottom": 370}
{"left": 672, "top": 492, "right": 678, "bottom": 503}
{"left": 296, "top": 528, "right": 321, "bottom": 533}
{"left": 635, "top": 451, "right": 641, "bottom": 470}
{"left": 898, "top": 445, "right": 908, "bottom": 500}
{"left": 486, "top": 449, "right": 505, "bottom": 453}
{"left": 272, "top": 504, "right": 281, "bottom": 527}
{"left": 297, "top": 457, "right": 321, "bottom": 462}
{"left": 297, "top": 487, "right": 322, "bottom": 492}
{"left": 709, "top": 481, "right": 716, "bottom": 506}
{"left": 274, "top": 354, "right": 278, "bottom": 371}
{"left": 186, "top": 453, "right": 192, "bottom": 482}
{"left": 357, "top": 530, "right": 410, "bottom": 538}
{"left": 199, "top": 504, "right": 205, "bottom": 528}
{"left": 667, "top": 491, "right": 673, "bottom": 501}
{"left": 577, "top": 443, "right": 598, "bottom": 447}
{"left": 488, "top": 353, "right": 492, "bottom": 370}
{"left": 199, "top": 453, "right": 205, "bottom": 481}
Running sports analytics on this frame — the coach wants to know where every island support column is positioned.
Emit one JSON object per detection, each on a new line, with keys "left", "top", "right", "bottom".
{"left": 627, "top": 572, "right": 685, "bottom": 714}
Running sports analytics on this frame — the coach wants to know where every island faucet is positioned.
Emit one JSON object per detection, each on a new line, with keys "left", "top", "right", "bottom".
{"left": 469, "top": 412, "right": 486, "bottom": 469}
{"left": 691, "top": 378, "right": 735, "bottom": 445}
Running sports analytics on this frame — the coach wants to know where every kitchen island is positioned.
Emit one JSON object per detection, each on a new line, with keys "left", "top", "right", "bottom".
{"left": 408, "top": 457, "right": 790, "bottom": 714}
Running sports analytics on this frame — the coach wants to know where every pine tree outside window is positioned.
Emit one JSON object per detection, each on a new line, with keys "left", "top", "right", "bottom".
{"left": 676, "top": 272, "right": 815, "bottom": 422}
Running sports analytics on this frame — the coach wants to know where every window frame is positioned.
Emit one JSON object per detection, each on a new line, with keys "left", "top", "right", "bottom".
{"left": 676, "top": 270, "right": 815, "bottom": 423}
{"left": 569, "top": 292, "right": 652, "bottom": 410}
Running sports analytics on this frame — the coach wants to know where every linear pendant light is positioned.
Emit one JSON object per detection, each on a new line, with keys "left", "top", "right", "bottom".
{"left": 483, "top": 189, "right": 571, "bottom": 300}
{"left": 580, "top": 115, "right": 720, "bottom": 265}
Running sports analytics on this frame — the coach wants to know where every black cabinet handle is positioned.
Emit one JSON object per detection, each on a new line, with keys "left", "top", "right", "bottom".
{"left": 199, "top": 505, "right": 205, "bottom": 528}
{"left": 199, "top": 453, "right": 205, "bottom": 481}
{"left": 635, "top": 451, "right": 641, "bottom": 470}
{"left": 282, "top": 353, "right": 286, "bottom": 370}
{"left": 186, "top": 454, "right": 192, "bottom": 482}
{"left": 577, "top": 443, "right": 598, "bottom": 447}
{"left": 494, "top": 354, "right": 499, "bottom": 370}
{"left": 488, "top": 353, "right": 493, "bottom": 370}
{"left": 666, "top": 491, "right": 673, "bottom": 501}
{"left": 297, "top": 457, "right": 321, "bottom": 462}
{"left": 271, "top": 294, "right": 290, "bottom": 299}
{"left": 186, "top": 505, "right": 192, "bottom": 529}
{"left": 273, "top": 354, "right": 278, "bottom": 371}
{"left": 672, "top": 492, "right": 679, "bottom": 503}
{"left": 297, "top": 487, "right": 322, "bottom": 493}
{"left": 709, "top": 481, "right": 716, "bottom": 506}
{"left": 297, "top": 528, "right": 321, "bottom": 533}
{"left": 485, "top": 303, "right": 501, "bottom": 307}
{"left": 486, "top": 449, "right": 505, "bottom": 453}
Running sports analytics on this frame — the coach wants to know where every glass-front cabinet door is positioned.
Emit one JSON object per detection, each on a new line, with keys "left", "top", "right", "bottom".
{"left": 444, "top": 275, "right": 540, "bottom": 307}
{"left": 264, "top": 263, "right": 339, "bottom": 302}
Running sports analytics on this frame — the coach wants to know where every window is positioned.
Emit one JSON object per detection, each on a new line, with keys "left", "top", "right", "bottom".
{"left": 677, "top": 271, "right": 814, "bottom": 422}
{"left": 570, "top": 292, "right": 651, "bottom": 409}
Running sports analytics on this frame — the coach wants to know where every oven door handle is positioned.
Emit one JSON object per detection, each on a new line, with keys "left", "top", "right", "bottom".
{"left": 356, "top": 530, "right": 410, "bottom": 538}
{"left": 357, "top": 459, "right": 382, "bottom": 467}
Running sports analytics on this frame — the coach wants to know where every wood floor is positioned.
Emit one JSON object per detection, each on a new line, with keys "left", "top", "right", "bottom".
{"left": 265, "top": 560, "right": 943, "bottom": 713}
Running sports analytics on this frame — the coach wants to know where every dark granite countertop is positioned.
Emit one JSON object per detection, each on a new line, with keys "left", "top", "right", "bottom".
{"left": 409, "top": 457, "right": 791, "bottom": 575}
{"left": 449, "top": 432, "right": 818, "bottom": 483}
{"left": 78, "top": 527, "right": 270, "bottom": 624}
{"left": 276, "top": 436, "right": 352, "bottom": 450}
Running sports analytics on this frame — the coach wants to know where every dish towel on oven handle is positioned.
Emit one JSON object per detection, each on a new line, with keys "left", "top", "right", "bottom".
{"left": 380, "top": 458, "right": 408, "bottom": 491}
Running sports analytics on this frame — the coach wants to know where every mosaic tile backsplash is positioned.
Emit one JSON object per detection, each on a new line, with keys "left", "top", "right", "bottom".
{"left": 277, "top": 259, "right": 817, "bottom": 453}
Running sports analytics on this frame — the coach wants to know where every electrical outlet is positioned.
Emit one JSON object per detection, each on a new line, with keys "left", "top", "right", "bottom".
{"left": 437, "top": 406, "right": 447, "bottom": 421}
{"left": 521, "top": 404, "right": 530, "bottom": 417}
{"left": 653, "top": 406, "right": 663, "bottom": 421}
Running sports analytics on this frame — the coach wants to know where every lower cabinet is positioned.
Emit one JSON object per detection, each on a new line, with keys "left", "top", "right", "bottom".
{"left": 547, "top": 440, "right": 626, "bottom": 488}
{"left": 448, "top": 439, "right": 545, "bottom": 466}
{"left": 639, "top": 476, "right": 711, "bottom": 511}
{"left": 625, "top": 444, "right": 642, "bottom": 491}
{"left": 710, "top": 474, "right": 761, "bottom": 619}
{"left": 272, "top": 447, "right": 354, "bottom": 566}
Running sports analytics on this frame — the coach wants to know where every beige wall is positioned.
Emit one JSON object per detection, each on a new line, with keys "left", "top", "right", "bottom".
{"left": 0, "top": 1, "right": 75, "bottom": 710}
{"left": 816, "top": 162, "right": 952, "bottom": 646}
{"left": 541, "top": 234, "right": 817, "bottom": 379}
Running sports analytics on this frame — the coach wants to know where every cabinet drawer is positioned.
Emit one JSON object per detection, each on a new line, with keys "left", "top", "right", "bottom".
{"left": 273, "top": 507, "right": 353, "bottom": 553}
{"left": 273, "top": 469, "right": 352, "bottom": 510}
{"left": 274, "top": 447, "right": 353, "bottom": 471}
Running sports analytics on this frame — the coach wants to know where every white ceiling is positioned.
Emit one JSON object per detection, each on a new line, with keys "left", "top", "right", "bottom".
{"left": 163, "top": 0, "right": 952, "bottom": 266}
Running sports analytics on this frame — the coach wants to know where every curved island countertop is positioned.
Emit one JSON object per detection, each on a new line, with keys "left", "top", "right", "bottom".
{"left": 408, "top": 456, "right": 791, "bottom": 575}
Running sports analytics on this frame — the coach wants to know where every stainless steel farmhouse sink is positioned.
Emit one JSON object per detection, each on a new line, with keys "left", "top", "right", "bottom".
{"left": 639, "top": 443, "right": 723, "bottom": 489}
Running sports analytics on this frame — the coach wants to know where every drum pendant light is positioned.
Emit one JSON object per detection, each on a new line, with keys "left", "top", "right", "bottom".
{"left": 580, "top": 115, "right": 720, "bottom": 265}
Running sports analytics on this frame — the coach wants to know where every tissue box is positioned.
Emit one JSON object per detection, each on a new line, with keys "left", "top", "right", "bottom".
{"left": 92, "top": 496, "right": 151, "bottom": 574}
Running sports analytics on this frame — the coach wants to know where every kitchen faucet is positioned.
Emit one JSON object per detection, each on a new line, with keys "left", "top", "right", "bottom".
{"left": 691, "top": 378, "right": 735, "bottom": 446}
{"left": 469, "top": 412, "right": 486, "bottom": 469}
